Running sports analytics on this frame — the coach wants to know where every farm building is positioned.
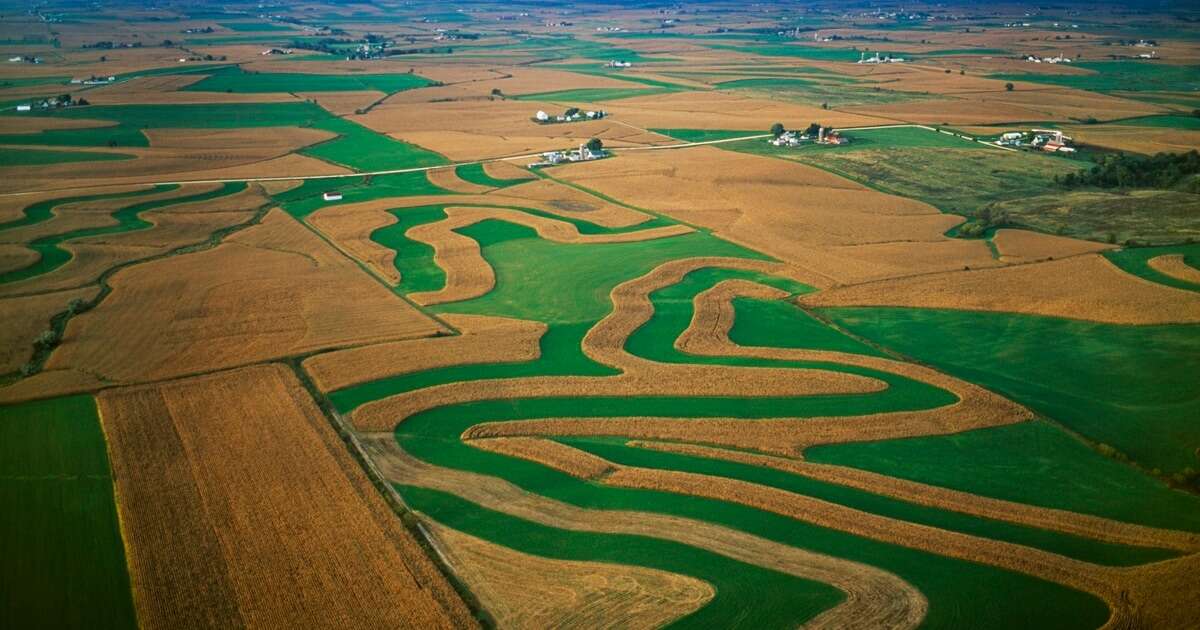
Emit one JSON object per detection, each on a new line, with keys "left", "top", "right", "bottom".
{"left": 535, "top": 110, "right": 549, "bottom": 122}
{"left": 15, "top": 104, "right": 30, "bottom": 112}
{"left": 322, "top": 191, "right": 343, "bottom": 201}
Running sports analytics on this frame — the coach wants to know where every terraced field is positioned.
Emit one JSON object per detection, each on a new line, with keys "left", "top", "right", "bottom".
{"left": 4, "top": 4, "right": 1200, "bottom": 628}
{"left": 283, "top": 164, "right": 1200, "bottom": 629}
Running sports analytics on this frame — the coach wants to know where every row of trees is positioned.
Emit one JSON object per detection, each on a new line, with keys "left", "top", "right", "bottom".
{"left": 1056, "top": 150, "right": 1200, "bottom": 191}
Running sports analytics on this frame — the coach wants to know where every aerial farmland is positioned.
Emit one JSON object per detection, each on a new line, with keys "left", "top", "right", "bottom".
{"left": 1, "top": 0, "right": 1199, "bottom": 628}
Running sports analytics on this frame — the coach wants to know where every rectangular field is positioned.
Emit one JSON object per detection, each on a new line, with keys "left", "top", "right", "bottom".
{"left": 0, "top": 394, "right": 136, "bottom": 630}
{"left": 96, "top": 364, "right": 474, "bottom": 629}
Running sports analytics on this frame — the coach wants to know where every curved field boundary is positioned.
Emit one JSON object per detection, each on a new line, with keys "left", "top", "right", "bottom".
{"left": 404, "top": 207, "right": 694, "bottom": 306}
{"left": 459, "top": 433, "right": 1194, "bottom": 630}
{"left": 346, "top": 257, "right": 1134, "bottom": 627}
{"left": 1103, "top": 243, "right": 1200, "bottom": 293}
{"left": 364, "top": 437, "right": 929, "bottom": 630}
{"left": 0, "top": 185, "right": 157, "bottom": 234}
{"left": 0, "top": 182, "right": 247, "bottom": 286}
{"left": 799, "top": 254, "right": 1200, "bottom": 325}
{"left": 457, "top": 162, "right": 533, "bottom": 189}
{"left": 423, "top": 519, "right": 715, "bottom": 630}
{"left": 1148, "top": 254, "right": 1200, "bottom": 286}
{"left": 303, "top": 314, "right": 546, "bottom": 394}
{"left": 626, "top": 441, "right": 1200, "bottom": 554}
{"left": 426, "top": 167, "right": 494, "bottom": 195}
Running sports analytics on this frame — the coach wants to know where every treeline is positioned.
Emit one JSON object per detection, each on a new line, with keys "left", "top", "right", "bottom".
{"left": 1057, "top": 150, "right": 1200, "bottom": 191}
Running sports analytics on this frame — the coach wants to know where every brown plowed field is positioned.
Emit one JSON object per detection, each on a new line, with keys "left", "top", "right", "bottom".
{"left": 98, "top": 364, "right": 475, "bottom": 630}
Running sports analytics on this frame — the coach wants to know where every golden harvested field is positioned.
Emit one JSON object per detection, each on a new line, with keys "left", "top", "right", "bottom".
{"left": 482, "top": 160, "right": 535, "bottom": 183}
{"left": 604, "top": 91, "right": 889, "bottom": 130}
{"left": 991, "top": 229, "right": 1115, "bottom": 263}
{"left": 0, "top": 116, "right": 116, "bottom": 134}
{"left": 0, "top": 146, "right": 314, "bottom": 194}
{"left": 295, "top": 90, "right": 386, "bottom": 116}
{"left": 0, "top": 184, "right": 216, "bottom": 244}
{"left": 44, "top": 210, "right": 444, "bottom": 384}
{"left": 1148, "top": 254, "right": 1200, "bottom": 285}
{"left": 556, "top": 146, "right": 997, "bottom": 284}
{"left": 800, "top": 254, "right": 1200, "bottom": 324}
{"left": 0, "top": 184, "right": 152, "bottom": 225}
{"left": 0, "top": 186, "right": 260, "bottom": 298}
{"left": 404, "top": 206, "right": 693, "bottom": 305}
{"left": 0, "top": 286, "right": 97, "bottom": 372}
{"left": 356, "top": 99, "right": 675, "bottom": 161}
{"left": 142, "top": 126, "right": 335, "bottom": 152}
{"left": 425, "top": 520, "right": 714, "bottom": 630}
{"left": 97, "top": 364, "right": 475, "bottom": 630}
{"left": 425, "top": 166, "right": 494, "bottom": 194}
{"left": 377, "top": 66, "right": 646, "bottom": 104}
{"left": 364, "top": 438, "right": 928, "bottom": 630}
{"left": 632, "top": 441, "right": 1200, "bottom": 553}
{"left": 304, "top": 314, "right": 546, "bottom": 393}
{"left": 304, "top": 182, "right": 658, "bottom": 283}
{"left": 0, "top": 243, "right": 39, "bottom": 274}
{"left": 1059, "top": 124, "right": 1200, "bottom": 155}
{"left": 847, "top": 88, "right": 1163, "bottom": 125}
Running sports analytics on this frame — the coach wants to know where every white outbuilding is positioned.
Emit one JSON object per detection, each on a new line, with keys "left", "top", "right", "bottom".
{"left": 535, "top": 110, "right": 549, "bottom": 122}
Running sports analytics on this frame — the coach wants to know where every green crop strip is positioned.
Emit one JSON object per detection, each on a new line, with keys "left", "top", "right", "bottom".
{"left": 823, "top": 307, "right": 1200, "bottom": 476}
{"left": 565, "top": 437, "right": 1176, "bottom": 566}
{"left": 0, "top": 186, "right": 162, "bottom": 233}
{"left": 183, "top": 65, "right": 434, "bottom": 93}
{"left": 433, "top": 221, "right": 765, "bottom": 324}
{"left": 0, "top": 182, "right": 245, "bottom": 285}
{"left": 453, "top": 162, "right": 532, "bottom": 189}
{"left": 330, "top": 322, "right": 615, "bottom": 414}
{"left": 396, "top": 402, "right": 1109, "bottom": 629}
{"left": 370, "top": 204, "right": 448, "bottom": 293}
{"left": 992, "top": 61, "right": 1200, "bottom": 94}
{"left": 302, "top": 117, "right": 447, "bottom": 172}
{"left": 275, "top": 171, "right": 453, "bottom": 219}
{"left": 808, "top": 420, "right": 1200, "bottom": 534}
{"left": 401, "top": 485, "right": 844, "bottom": 629}
{"left": 0, "top": 395, "right": 136, "bottom": 629}
{"left": 369, "top": 203, "right": 675, "bottom": 295}
{"left": 0, "top": 148, "right": 137, "bottom": 166}
{"left": 1104, "top": 243, "right": 1200, "bottom": 292}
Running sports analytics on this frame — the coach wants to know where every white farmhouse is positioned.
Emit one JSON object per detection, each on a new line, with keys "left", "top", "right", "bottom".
{"left": 535, "top": 110, "right": 549, "bottom": 122}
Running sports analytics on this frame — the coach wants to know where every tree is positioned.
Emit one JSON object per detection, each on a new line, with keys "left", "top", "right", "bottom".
{"left": 804, "top": 122, "right": 822, "bottom": 136}
{"left": 565, "top": 107, "right": 580, "bottom": 118}
{"left": 586, "top": 137, "right": 603, "bottom": 152}
{"left": 1005, "top": 82, "right": 1015, "bottom": 91}
{"left": 770, "top": 122, "right": 785, "bottom": 137}
{"left": 491, "top": 88, "right": 503, "bottom": 97}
